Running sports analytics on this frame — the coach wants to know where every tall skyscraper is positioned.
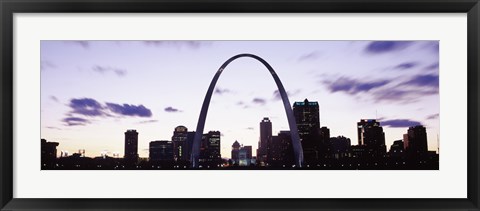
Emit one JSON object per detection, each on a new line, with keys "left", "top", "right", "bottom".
{"left": 172, "top": 125, "right": 188, "bottom": 161}
{"left": 257, "top": 117, "right": 272, "bottom": 165}
{"left": 293, "top": 99, "right": 321, "bottom": 164}
{"left": 406, "top": 125, "right": 428, "bottom": 156}
{"left": 357, "top": 119, "right": 386, "bottom": 158}
{"left": 124, "top": 129, "right": 139, "bottom": 165}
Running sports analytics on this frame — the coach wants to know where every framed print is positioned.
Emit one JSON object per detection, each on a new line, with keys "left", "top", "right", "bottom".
{"left": 1, "top": 0, "right": 479, "bottom": 210}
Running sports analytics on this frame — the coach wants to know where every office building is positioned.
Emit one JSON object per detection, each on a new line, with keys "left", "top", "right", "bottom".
{"left": 149, "top": 140, "right": 174, "bottom": 161}
{"left": 293, "top": 99, "right": 321, "bottom": 163}
{"left": 257, "top": 117, "right": 272, "bottom": 165}
{"left": 406, "top": 125, "right": 428, "bottom": 157}
{"left": 172, "top": 125, "right": 188, "bottom": 161}
{"left": 231, "top": 140, "right": 241, "bottom": 165}
{"left": 200, "top": 131, "right": 221, "bottom": 167}
{"left": 124, "top": 129, "right": 139, "bottom": 165}
{"left": 357, "top": 119, "right": 386, "bottom": 158}
{"left": 41, "top": 139, "right": 59, "bottom": 169}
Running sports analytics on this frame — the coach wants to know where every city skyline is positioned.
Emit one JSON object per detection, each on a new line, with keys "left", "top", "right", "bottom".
{"left": 41, "top": 40, "right": 439, "bottom": 159}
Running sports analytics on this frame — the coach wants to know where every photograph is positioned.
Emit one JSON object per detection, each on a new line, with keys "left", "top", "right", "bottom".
{"left": 41, "top": 40, "right": 440, "bottom": 170}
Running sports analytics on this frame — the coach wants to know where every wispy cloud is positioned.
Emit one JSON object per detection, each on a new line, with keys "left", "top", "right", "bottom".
{"left": 392, "top": 62, "right": 418, "bottom": 70}
{"left": 252, "top": 98, "right": 267, "bottom": 105}
{"left": 400, "top": 74, "right": 439, "bottom": 89}
{"left": 272, "top": 89, "right": 301, "bottom": 101}
{"left": 372, "top": 88, "right": 437, "bottom": 104}
{"left": 50, "top": 96, "right": 59, "bottom": 103}
{"left": 92, "top": 65, "right": 127, "bottom": 77}
{"left": 246, "top": 127, "right": 254, "bottom": 130}
{"left": 427, "top": 113, "right": 439, "bottom": 120}
{"left": 41, "top": 60, "right": 56, "bottom": 71}
{"left": 106, "top": 103, "right": 152, "bottom": 117}
{"left": 65, "top": 41, "right": 90, "bottom": 49}
{"left": 62, "top": 117, "right": 90, "bottom": 126}
{"left": 64, "top": 98, "right": 154, "bottom": 126}
{"left": 138, "top": 119, "right": 159, "bottom": 124}
{"left": 322, "top": 77, "right": 390, "bottom": 95}
{"left": 298, "top": 51, "right": 321, "bottom": 61}
{"left": 425, "top": 62, "right": 439, "bottom": 70}
{"left": 143, "top": 41, "right": 210, "bottom": 49}
{"left": 381, "top": 119, "right": 422, "bottom": 128}
{"left": 69, "top": 98, "right": 105, "bottom": 117}
{"left": 364, "top": 41, "right": 412, "bottom": 54}
{"left": 164, "top": 106, "right": 182, "bottom": 113}
{"left": 215, "top": 88, "right": 232, "bottom": 95}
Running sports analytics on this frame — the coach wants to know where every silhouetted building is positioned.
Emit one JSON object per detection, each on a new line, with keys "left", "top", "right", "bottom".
{"left": 124, "top": 129, "right": 139, "bottom": 165}
{"left": 199, "top": 131, "right": 221, "bottom": 168}
{"left": 357, "top": 119, "right": 386, "bottom": 159}
{"left": 149, "top": 140, "right": 174, "bottom": 161}
{"left": 320, "top": 127, "right": 330, "bottom": 143}
{"left": 257, "top": 117, "right": 272, "bottom": 165}
{"left": 231, "top": 140, "right": 241, "bottom": 165}
{"left": 267, "top": 131, "right": 295, "bottom": 167}
{"left": 41, "top": 139, "right": 59, "bottom": 169}
{"left": 388, "top": 140, "right": 405, "bottom": 158}
{"left": 239, "top": 145, "right": 253, "bottom": 166}
{"left": 328, "top": 136, "right": 351, "bottom": 160}
{"left": 406, "top": 125, "right": 428, "bottom": 157}
{"left": 172, "top": 126, "right": 188, "bottom": 161}
{"left": 293, "top": 99, "right": 321, "bottom": 164}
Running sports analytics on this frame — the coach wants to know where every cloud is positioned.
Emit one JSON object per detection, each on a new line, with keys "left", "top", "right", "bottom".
{"left": 364, "top": 41, "right": 412, "bottom": 54}
{"left": 138, "top": 120, "right": 159, "bottom": 124}
{"left": 423, "top": 41, "right": 439, "bottom": 54}
{"left": 106, "top": 103, "right": 152, "bottom": 117}
{"left": 400, "top": 74, "right": 439, "bottom": 89}
{"left": 40, "top": 60, "right": 56, "bottom": 71}
{"left": 65, "top": 41, "right": 90, "bottom": 49}
{"left": 369, "top": 74, "right": 438, "bottom": 103}
{"left": 371, "top": 88, "right": 437, "bottom": 104}
{"left": 246, "top": 127, "right": 254, "bottom": 130}
{"left": 323, "top": 77, "right": 390, "bottom": 95}
{"left": 425, "top": 62, "right": 439, "bottom": 70}
{"left": 50, "top": 96, "right": 59, "bottom": 102}
{"left": 62, "top": 117, "right": 90, "bottom": 126}
{"left": 252, "top": 98, "right": 267, "bottom": 105}
{"left": 298, "top": 51, "right": 321, "bottom": 61}
{"left": 215, "top": 88, "right": 231, "bottom": 95}
{"left": 427, "top": 113, "right": 439, "bottom": 120}
{"left": 143, "top": 41, "right": 210, "bottom": 49}
{"left": 46, "top": 126, "right": 62, "bottom": 130}
{"left": 92, "top": 65, "right": 127, "bottom": 77}
{"left": 393, "top": 62, "right": 418, "bottom": 70}
{"left": 272, "top": 90, "right": 301, "bottom": 101}
{"left": 69, "top": 98, "right": 105, "bottom": 117}
{"left": 164, "top": 106, "right": 182, "bottom": 113}
{"left": 381, "top": 119, "right": 422, "bottom": 128}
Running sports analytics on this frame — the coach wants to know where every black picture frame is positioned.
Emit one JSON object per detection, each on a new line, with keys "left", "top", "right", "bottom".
{"left": 1, "top": 0, "right": 479, "bottom": 210}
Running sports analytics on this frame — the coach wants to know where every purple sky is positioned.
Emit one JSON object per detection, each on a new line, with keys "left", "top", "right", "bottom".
{"left": 41, "top": 40, "right": 439, "bottom": 158}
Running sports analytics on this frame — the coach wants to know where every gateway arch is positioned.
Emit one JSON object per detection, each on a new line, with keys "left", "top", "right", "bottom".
{"left": 191, "top": 54, "right": 304, "bottom": 168}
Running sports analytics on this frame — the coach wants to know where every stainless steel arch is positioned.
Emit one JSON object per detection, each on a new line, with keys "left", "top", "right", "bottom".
{"left": 191, "top": 53, "right": 304, "bottom": 168}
